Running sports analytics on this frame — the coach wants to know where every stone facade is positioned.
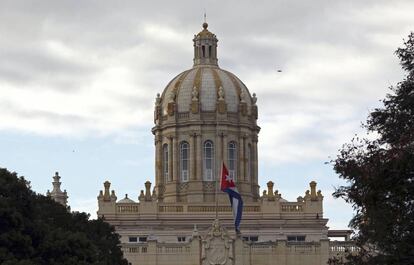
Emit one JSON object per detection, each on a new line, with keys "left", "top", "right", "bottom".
{"left": 97, "top": 23, "right": 355, "bottom": 265}
{"left": 47, "top": 171, "right": 68, "bottom": 206}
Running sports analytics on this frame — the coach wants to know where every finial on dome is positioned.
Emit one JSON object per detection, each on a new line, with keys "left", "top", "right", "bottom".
{"left": 203, "top": 10, "right": 207, "bottom": 28}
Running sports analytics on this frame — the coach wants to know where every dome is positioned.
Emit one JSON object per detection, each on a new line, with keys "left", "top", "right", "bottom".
{"left": 160, "top": 66, "right": 253, "bottom": 114}
{"left": 156, "top": 23, "right": 257, "bottom": 117}
{"left": 152, "top": 23, "right": 260, "bottom": 203}
{"left": 117, "top": 194, "right": 136, "bottom": 204}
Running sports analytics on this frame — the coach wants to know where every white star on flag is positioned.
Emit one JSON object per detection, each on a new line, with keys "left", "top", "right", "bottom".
{"left": 225, "top": 174, "right": 234, "bottom": 182}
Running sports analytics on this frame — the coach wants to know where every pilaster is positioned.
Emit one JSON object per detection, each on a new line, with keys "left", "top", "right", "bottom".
{"left": 190, "top": 132, "right": 197, "bottom": 180}
{"left": 196, "top": 133, "right": 202, "bottom": 180}
{"left": 172, "top": 136, "right": 178, "bottom": 182}
{"left": 168, "top": 136, "right": 174, "bottom": 182}
{"left": 155, "top": 135, "right": 162, "bottom": 186}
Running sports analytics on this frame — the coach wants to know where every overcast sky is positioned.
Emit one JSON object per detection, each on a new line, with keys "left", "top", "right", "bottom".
{"left": 1, "top": 0, "right": 413, "bottom": 229}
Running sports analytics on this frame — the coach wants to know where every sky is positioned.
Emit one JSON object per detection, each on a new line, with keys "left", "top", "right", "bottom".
{"left": 1, "top": 0, "right": 413, "bottom": 229}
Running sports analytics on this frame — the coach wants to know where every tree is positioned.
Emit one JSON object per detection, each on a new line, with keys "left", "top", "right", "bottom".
{"left": 0, "top": 168, "right": 129, "bottom": 265}
{"left": 332, "top": 32, "right": 414, "bottom": 265}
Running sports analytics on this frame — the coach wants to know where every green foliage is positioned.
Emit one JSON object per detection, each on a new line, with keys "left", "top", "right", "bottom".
{"left": 333, "top": 32, "right": 414, "bottom": 265}
{"left": 0, "top": 168, "right": 129, "bottom": 265}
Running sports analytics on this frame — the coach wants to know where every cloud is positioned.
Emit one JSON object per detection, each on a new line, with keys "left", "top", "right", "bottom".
{"left": 0, "top": 0, "right": 413, "bottom": 164}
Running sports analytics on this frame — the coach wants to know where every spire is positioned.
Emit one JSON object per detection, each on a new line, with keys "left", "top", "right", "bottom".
{"left": 47, "top": 172, "right": 68, "bottom": 206}
{"left": 193, "top": 22, "right": 218, "bottom": 67}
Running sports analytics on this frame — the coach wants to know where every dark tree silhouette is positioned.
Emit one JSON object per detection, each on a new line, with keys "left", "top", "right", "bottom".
{"left": 332, "top": 32, "right": 414, "bottom": 265}
{"left": 0, "top": 168, "right": 129, "bottom": 265}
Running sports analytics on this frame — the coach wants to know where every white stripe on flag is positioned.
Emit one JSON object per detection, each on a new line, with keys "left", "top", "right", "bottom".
{"left": 232, "top": 198, "right": 238, "bottom": 220}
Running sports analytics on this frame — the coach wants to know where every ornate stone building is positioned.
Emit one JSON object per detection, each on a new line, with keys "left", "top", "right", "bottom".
{"left": 47, "top": 171, "right": 68, "bottom": 206}
{"left": 97, "top": 23, "right": 355, "bottom": 265}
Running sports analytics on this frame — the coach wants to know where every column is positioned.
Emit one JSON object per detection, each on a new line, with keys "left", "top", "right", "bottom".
{"left": 155, "top": 135, "right": 162, "bottom": 185}
{"left": 172, "top": 136, "right": 178, "bottom": 182}
{"left": 168, "top": 136, "right": 173, "bottom": 182}
{"left": 238, "top": 135, "right": 245, "bottom": 182}
{"left": 222, "top": 134, "right": 228, "bottom": 170}
{"left": 252, "top": 136, "right": 258, "bottom": 185}
{"left": 243, "top": 135, "right": 247, "bottom": 182}
{"left": 216, "top": 132, "right": 223, "bottom": 181}
{"left": 190, "top": 133, "right": 196, "bottom": 180}
{"left": 196, "top": 133, "right": 202, "bottom": 180}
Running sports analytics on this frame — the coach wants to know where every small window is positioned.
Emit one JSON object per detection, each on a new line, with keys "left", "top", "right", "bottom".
{"left": 180, "top": 141, "right": 189, "bottom": 182}
{"left": 228, "top": 141, "right": 237, "bottom": 181}
{"left": 177, "top": 236, "right": 186, "bottom": 242}
{"left": 139, "top": 237, "right": 147, "bottom": 242}
{"left": 129, "top": 236, "right": 137, "bottom": 242}
{"left": 202, "top": 46, "right": 205, "bottom": 57}
{"left": 203, "top": 140, "right": 215, "bottom": 181}
{"left": 209, "top": 45, "right": 212, "bottom": 58}
{"left": 287, "top": 235, "right": 305, "bottom": 242}
{"left": 242, "top": 236, "right": 258, "bottom": 242}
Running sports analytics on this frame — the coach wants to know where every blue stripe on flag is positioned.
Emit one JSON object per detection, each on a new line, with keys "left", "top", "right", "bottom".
{"left": 223, "top": 187, "right": 243, "bottom": 231}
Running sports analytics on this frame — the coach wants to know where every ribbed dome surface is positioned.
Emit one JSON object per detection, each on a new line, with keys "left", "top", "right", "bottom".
{"left": 161, "top": 66, "right": 252, "bottom": 115}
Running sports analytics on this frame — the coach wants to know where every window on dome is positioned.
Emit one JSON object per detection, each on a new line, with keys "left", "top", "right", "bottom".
{"left": 163, "top": 144, "right": 168, "bottom": 182}
{"left": 228, "top": 141, "right": 237, "bottom": 181}
{"left": 203, "top": 140, "right": 214, "bottom": 181}
{"left": 180, "top": 141, "right": 189, "bottom": 182}
{"left": 209, "top": 45, "right": 212, "bottom": 58}
{"left": 202, "top": 45, "right": 205, "bottom": 57}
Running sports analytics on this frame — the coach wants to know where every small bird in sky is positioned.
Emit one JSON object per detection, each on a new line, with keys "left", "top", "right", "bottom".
{"left": 277, "top": 69, "right": 282, "bottom": 73}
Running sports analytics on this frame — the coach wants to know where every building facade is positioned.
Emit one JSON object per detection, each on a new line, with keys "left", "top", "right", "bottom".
{"left": 47, "top": 171, "right": 68, "bottom": 206}
{"left": 97, "top": 23, "right": 354, "bottom": 265}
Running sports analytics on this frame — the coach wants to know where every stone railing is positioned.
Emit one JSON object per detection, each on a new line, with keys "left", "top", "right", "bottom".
{"left": 287, "top": 242, "right": 320, "bottom": 253}
{"left": 177, "top": 112, "right": 189, "bottom": 119}
{"left": 156, "top": 243, "right": 191, "bottom": 254}
{"left": 280, "top": 202, "right": 304, "bottom": 212}
{"left": 329, "top": 241, "right": 359, "bottom": 255}
{"left": 115, "top": 203, "right": 262, "bottom": 214}
{"left": 117, "top": 204, "right": 139, "bottom": 213}
{"left": 122, "top": 244, "right": 148, "bottom": 254}
{"left": 158, "top": 205, "right": 184, "bottom": 213}
{"left": 115, "top": 201, "right": 316, "bottom": 215}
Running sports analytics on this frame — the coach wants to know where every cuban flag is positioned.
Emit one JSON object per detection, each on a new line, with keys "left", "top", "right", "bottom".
{"left": 220, "top": 162, "right": 243, "bottom": 233}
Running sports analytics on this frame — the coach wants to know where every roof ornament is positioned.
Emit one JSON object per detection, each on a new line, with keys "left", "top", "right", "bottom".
{"left": 252, "top": 93, "right": 257, "bottom": 105}
{"left": 240, "top": 90, "right": 246, "bottom": 103}
{"left": 192, "top": 86, "right": 199, "bottom": 101}
{"left": 218, "top": 86, "right": 225, "bottom": 101}
{"left": 203, "top": 10, "right": 208, "bottom": 29}
{"left": 155, "top": 93, "right": 161, "bottom": 106}
{"left": 168, "top": 90, "right": 176, "bottom": 103}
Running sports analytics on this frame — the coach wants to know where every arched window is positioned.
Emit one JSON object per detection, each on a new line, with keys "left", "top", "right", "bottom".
{"left": 180, "top": 141, "right": 189, "bottom": 182}
{"left": 247, "top": 144, "right": 252, "bottom": 182}
{"left": 228, "top": 141, "right": 237, "bottom": 181}
{"left": 203, "top": 140, "right": 214, "bottom": 181}
{"left": 163, "top": 144, "right": 169, "bottom": 182}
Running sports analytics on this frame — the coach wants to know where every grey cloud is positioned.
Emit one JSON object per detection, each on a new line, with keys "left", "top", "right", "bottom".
{"left": 0, "top": 44, "right": 96, "bottom": 92}
{"left": 0, "top": 0, "right": 413, "bottom": 152}
{"left": 0, "top": 99, "right": 88, "bottom": 125}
